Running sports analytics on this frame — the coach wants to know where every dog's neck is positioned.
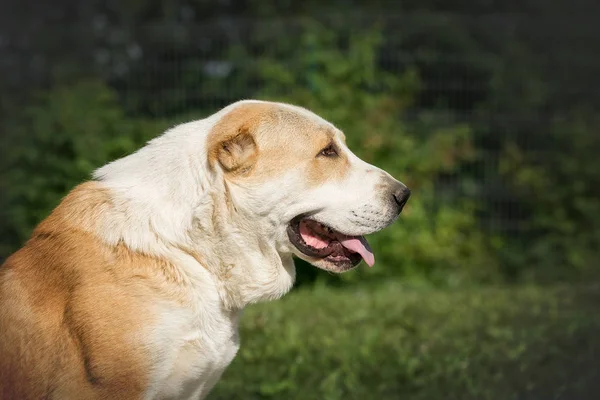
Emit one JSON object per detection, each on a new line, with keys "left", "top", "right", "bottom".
{"left": 92, "top": 122, "right": 295, "bottom": 310}
{"left": 191, "top": 182, "right": 297, "bottom": 309}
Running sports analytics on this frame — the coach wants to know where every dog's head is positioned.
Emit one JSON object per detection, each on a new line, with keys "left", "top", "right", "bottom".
{"left": 207, "top": 101, "right": 410, "bottom": 273}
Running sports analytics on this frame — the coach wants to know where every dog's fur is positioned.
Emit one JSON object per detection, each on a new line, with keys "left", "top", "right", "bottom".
{"left": 0, "top": 100, "right": 408, "bottom": 399}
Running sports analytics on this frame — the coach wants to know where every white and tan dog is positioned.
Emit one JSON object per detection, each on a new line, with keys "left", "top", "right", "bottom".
{"left": 0, "top": 100, "right": 410, "bottom": 399}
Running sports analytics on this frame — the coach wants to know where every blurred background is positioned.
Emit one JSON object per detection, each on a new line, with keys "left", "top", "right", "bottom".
{"left": 1, "top": 1, "right": 599, "bottom": 399}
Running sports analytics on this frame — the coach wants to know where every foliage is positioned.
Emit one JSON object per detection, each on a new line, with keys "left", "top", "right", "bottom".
{"left": 1, "top": 15, "right": 598, "bottom": 286}
{"left": 471, "top": 31, "right": 600, "bottom": 281}
{"left": 497, "top": 112, "right": 600, "bottom": 280}
{"left": 210, "top": 282, "right": 600, "bottom": 399}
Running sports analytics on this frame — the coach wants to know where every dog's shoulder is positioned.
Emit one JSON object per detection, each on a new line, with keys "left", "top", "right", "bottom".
{"left": 0, "top": 181, "right": 209, "bottom": 399}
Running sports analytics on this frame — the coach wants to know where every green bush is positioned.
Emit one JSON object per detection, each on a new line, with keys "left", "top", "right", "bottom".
{"left": 2, "top": 20, "right": 598, "bottom": 286}
{"left": 497, "top": 112, "right": 600, "bottom": 281}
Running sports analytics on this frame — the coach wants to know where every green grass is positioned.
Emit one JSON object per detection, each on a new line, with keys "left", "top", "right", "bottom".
{"left": 210, "top": 281, "right": 600, "bottom": 400}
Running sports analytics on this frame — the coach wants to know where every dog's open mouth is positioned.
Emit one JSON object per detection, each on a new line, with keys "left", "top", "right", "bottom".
{"left": 286, "top": 217, "right": 375, "bottom": 270}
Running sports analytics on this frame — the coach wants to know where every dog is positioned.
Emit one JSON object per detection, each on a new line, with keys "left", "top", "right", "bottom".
{"left": 0, "top": 100, "right": 410, "bottom": 399}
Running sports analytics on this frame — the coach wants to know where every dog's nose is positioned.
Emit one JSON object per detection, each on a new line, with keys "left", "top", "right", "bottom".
{"left": 393, "top": 184, "right": 411, "bottom": 213}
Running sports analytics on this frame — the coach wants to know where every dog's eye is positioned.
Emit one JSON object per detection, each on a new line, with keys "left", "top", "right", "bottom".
{"left": 318, "top": 144, "right": 338, "bottom": 158}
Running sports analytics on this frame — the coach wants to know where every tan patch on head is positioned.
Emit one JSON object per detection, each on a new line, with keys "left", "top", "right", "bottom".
{"left": 207, "top": 102, "right": 351, "bottom": 187}
{"left": 215, "top": 131, "right": 257, "bottom": 173}
{"left": 0, "top": 182, "right": 186, "bottom": 399}
{"left": 207, "top": 103, "right": 273, "bottom": 175}
{"left": 304, "top": 129, "right": 351, "bottom": 187}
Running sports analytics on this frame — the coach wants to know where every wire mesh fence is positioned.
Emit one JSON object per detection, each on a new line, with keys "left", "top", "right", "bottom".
{"left": 1, "top": 12, "right": 598, "bottom": 278}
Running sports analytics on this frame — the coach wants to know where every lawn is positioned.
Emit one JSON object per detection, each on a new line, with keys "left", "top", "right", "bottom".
{"left": 210, "top": 281, "right": 600, "bottom": 400}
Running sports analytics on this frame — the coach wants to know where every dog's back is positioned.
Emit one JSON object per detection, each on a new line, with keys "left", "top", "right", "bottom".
{"left": 0, "top": 183, "right": 156, "bottom": 399}
{"left": 0, "top": 236, "right": 72, "bottom": 399}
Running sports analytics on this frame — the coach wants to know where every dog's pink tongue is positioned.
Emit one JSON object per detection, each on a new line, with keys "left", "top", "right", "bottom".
{"left": 339, "top": 236, "right": 375, "bottom": 267}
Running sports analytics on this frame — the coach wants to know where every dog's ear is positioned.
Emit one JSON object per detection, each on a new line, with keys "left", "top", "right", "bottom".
{"left": 213, "top": 129, "right": 258, "bottom": 174}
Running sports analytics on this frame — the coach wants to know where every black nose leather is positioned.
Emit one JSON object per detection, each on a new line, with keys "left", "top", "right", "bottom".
{"left": 393, "top": 185, "right": 411, "bottom": 213}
